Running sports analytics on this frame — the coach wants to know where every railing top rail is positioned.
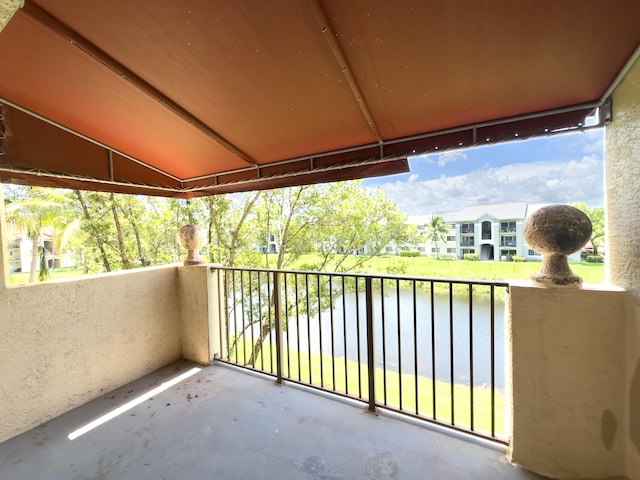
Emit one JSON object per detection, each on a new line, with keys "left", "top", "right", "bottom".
{"left": 210, "top": 265, "right": 509, "bottom": 287}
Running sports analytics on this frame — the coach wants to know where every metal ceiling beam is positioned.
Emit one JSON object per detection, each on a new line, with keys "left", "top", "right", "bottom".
{"left": 21, "top": 0, "right": 258, "bottom": 167}
{"left": 309, "top": 0, "right": 383, "bottom": 145}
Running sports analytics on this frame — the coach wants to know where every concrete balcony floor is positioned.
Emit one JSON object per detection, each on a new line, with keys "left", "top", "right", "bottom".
{"left": 0, "top": 361, "right": 545, "bottom": 480}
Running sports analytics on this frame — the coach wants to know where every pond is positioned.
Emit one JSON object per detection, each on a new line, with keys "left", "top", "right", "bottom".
{"left": 281, "top": 287, "right": 507, "bottom": 391}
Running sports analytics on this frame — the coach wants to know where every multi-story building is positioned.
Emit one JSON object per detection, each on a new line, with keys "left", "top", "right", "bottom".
{"left": 409, "top": 202, "right": 582, "bottom": 261}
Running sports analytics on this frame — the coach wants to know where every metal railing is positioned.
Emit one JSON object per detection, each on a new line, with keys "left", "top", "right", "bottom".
{"left": 212, "top": 266, "right": 509, "bottom": 443}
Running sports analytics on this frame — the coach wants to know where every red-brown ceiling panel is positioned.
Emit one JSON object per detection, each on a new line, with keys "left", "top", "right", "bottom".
{"left": 1, "top": 105, "right": 110, "bottom": 179}
{"left": 0, "top": 9, "right": 249, "bottom": 179}
{"left": 324, "top": 0, "right": 640, "bottom": 139}
{"left": 0, "top": 0, "right": 638, "bottom": 198}
{"left": 183, "top": 158, "right": 409, "bottom": 196}
{"left": 33, "top": 0, "right": 378, "bottom": 164}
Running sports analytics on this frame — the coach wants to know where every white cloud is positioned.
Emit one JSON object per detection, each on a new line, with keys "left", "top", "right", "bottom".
{"left": 376, "top": 154, "right": 604, "bottom": 215}
{"left": 416, "top": 150, "right": 468, "bottom": 168}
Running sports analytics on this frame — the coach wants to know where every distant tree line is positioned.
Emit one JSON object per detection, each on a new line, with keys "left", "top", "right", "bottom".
{"left": 3, "top": 182, "right": 416, "bottom": 282}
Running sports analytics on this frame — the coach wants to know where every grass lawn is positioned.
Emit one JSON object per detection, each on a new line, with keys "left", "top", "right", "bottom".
{"left": 231, "top": 340, "right": 506, "bottom": 439}
{"left": 8, "top": 267, "right": 86, "bottom": 286}
{"left": 273, "top": 253, "right": 605, "bottom": 284}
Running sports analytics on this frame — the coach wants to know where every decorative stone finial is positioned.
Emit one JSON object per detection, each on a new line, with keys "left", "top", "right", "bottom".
{"left": 523, "top": 205, "right": 592, "bottom": 287}
{"left": 177, "top": 224, "right": 206, "bottom": 265}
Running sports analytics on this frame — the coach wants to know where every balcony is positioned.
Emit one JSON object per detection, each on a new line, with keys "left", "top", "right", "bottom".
{"left": 0, "top": 359, "right": 543, "bottom": 480}
{"left": 0, "top": 249, "right": 634, "bottom": 480}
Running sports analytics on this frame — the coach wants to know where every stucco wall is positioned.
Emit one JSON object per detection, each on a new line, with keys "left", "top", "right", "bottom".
{"left": 507, "top": 283, "right": 634, "bottom": 479}
{"left": 0, "top": 191, "right": 183, "bottom": 442}
{"left": 606, "top": 54, "right": 640, "bottom": 480}
{"left": 606, "top": 58, "right": 640, "bottom": 294}
{"left": 0, "top": 265, "right": 182, "bottom": 443}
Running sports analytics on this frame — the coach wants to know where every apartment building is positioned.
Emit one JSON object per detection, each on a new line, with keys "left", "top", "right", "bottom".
{"left": 409, "top": 202, "right": 582, "bottom": 261}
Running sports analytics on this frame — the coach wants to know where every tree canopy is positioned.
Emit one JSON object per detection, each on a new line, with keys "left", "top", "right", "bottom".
{"left": 1, "top": 181, "right": 415, "bottom": 281}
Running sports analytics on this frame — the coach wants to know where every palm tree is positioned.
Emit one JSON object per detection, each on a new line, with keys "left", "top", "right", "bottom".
{"left": 426, "top": 215, "right": 448, "bottom": 260}
{"left": 5, "top": 189, "right": 74, "bottom": 282}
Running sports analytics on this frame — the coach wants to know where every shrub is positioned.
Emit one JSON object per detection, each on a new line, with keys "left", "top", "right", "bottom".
{"left": 399, "top": 250, "right": 420, "bottom": 257}
{"left": 464, "top": 253, "right": 479, "bottom": 261}
{"left": 580, "top": 250, "right": 591, "bottom": 261}
{"left": 585, "top": 254, "right": 604, "bottom": 263}
{"left": 512, "top": 256, "right": 525, "bottom": 262}
{"left": 386, "top": 262, "right": 408, "bottom": 275}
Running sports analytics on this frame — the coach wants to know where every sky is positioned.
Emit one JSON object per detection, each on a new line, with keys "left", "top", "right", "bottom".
{"left": 362, "top": 129, "right": 605, "bottom": 216}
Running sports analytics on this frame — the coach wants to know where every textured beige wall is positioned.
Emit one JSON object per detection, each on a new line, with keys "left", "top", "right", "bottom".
{"left": 0, "top": 266, "right": 182, "bottom": 443}
{"left": 0, "top": 189, "right": 183, "bottom": 442}
{"left": 606, "top": 58, "right": 640, "bottom": 293}
{"left": 178, "top": 264, "right": 226, "bottom": 364}
{"left": 606, "top": 57, "right": 640, "bottom": 480}
{"left": 179, "top": 265, "right": 214, "bottom": 364}
{"left": 508, "top": 283, "right": 632, "bottom": 479}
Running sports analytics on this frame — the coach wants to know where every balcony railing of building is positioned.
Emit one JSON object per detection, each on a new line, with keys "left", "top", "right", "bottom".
{"left": 500, "top": 240, "right": 517, "bottom": 247}
{"left": 461, "top": 238, "right": 475, "bottom": 247}
{"left": 461, "top": 226, "right": 474, "bottom": 234}
{"left": 213, "top": 267, "right": 509, "bottom": 443}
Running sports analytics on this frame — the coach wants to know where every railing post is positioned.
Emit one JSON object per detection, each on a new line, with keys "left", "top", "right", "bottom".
{"left": 365, "top": 277, "right": 376, "bottom": 413}
{"left": 273, "top": 271, "right": 284, "bottom": 384}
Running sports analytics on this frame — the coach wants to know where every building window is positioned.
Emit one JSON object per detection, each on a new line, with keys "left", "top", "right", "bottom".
{"left": 446, "top": 235, "right": 456, "bottom": 242}
{"left": 417, "top": 225, "right": 425, "bottom": 231}
{"left": 462, "top": 248, "right": 475, "bottom": 255}
{"left": 431, "top": 247, "right": 438, "bottom": 253}
{"left": 481, "top": 221, "right": 492, "bottom": 240}
{"left": 447, "top": 248, "right": 456, "bottom": 254}
{"left": 528, "top": 249, "right": 541, "bottom": 256}
{"left": 500, "top": 236, "right": 516, "bottom": 247}
{"left": 418, "top": 246, "right": 425, "bottom": 252}
{"left": 500, "top": 221, "right": 516, "bottom": 233}
{"left": 461, "top": 237, "right": 474, "bottom": 247}
{"left": 461, "top": 223, "right": 474, "bottom": 234}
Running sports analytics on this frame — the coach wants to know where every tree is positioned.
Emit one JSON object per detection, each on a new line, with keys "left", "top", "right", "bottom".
{"left": 206, "top": 192, "right": 262, "bottom": 267}
{"left": 572, "top": 203, "right": 605, "bottom": 254}
{"left": 237, "top": 182, "right": 414, "bottom": 365}
{"left": 5, "top": 188, "right": 71, "bottom": 282}
{"left": 426, "top": 215, "right": 448, "bottom": 259}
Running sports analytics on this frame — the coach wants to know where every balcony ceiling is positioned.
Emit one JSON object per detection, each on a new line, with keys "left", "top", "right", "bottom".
{"left": 0, "top": 0, "right": 639, "bottom": 197}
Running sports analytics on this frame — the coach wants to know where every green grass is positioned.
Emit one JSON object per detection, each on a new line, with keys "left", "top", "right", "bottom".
{"left": 230, "top": 340, "right": 506, "bottom": 438}
{"left": 7, "top": 267, "right": 86, "bottom": 286}
{"left": 272, "top": 253, "right": 605, "bottom": 284}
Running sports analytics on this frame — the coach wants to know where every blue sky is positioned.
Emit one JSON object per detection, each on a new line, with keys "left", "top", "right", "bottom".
{"left": 363, "top": 129, "right": 605, "bottom": 216}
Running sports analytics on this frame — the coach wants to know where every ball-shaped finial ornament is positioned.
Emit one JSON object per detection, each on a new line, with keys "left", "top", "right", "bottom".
{"left": 177, "top": 224, "right": 206, "bottom": 265}
{"left": 523, "top": 205, "right": 592, "bottom": 287}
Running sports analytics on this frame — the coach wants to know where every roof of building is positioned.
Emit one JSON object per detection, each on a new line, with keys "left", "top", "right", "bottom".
{"left": 408, "top": 202, "right": 554, "bottom": 224}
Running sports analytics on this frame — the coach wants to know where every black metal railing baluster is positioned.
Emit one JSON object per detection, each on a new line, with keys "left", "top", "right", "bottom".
{"left": 329, "top": 275, "right": 336, "bottom": 391}
{"left": 274, "top": 271, "right": 283, "bottom": 384}
{"left": 396, "top": 278, "right": 402, "bottom": 411}
{"left": 305, "top": 274, "right": 312, "bottom": 384}
{"left": 355, "top": 276, "right": 362, "bottom": 399}
{"left": 212, "top": 267, "right": 508, "bottom": 444}
{"left": 449, "top": 282, "right": 455, "bottom": 426}
{"left": 342, "top": 275, "right": 348, "bottom": 396}
{"left": 318, "top": 274, "right": 324, "bottom": 387}
{"left": 413, "top": 280, "right": 418, "bottom": 415}
{"left": 381, "top": 279, "right": 387, "bottom": 406}
{"left": 365, "top": 277, "right": 376, "bottom": 413}
{"left": 430, "top": 281, "right": 436, "bottom": 420}
{"left": 469, "top": 283, "right": 475, "bottom": 431}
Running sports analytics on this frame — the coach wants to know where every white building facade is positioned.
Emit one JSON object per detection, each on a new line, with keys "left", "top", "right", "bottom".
{"left": 409, "top": 202, "right": 581, "bottom": 262}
